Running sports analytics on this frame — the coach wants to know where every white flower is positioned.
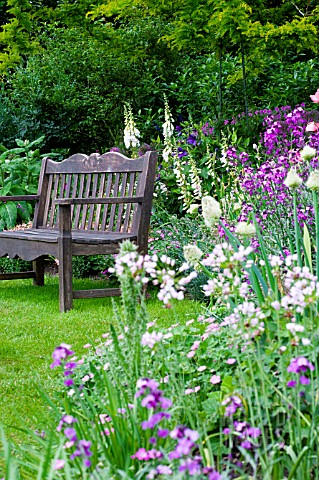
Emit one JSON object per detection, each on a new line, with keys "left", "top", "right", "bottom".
{"left": 283, "top": 169, "right": 303, "bottom": 189}
{"left": 123, "top": 104, "right": 140, "bottom": 149}
{"left": 141, "top": 331, "right": 163, "bottom": 349}
{"left": 183, "top": 245, "right": 203, "bottom": 266}
{"left": 188, "top": 204, "right": 200, "bottom": 215}
{"left": 300, "top": 145, "right": 316, "bottom": 161}
{"left": 201, "top": 196, "right": 222, "bottom": 227}
{"left": 306, "top": 170, "right": 319, "bottom": 191}
{"left": 234, "top": 222, "right": 256, "bottom": 237}
{"left": 286, "top": 323, "right": 304, "bottom": 334}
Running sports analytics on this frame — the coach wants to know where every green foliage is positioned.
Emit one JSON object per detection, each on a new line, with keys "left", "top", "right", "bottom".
{"left": 0, "top": 136, "right": 60, "bottom": 230}
{"left": 0, "top": 256, "right": 31, "bottom": 272}
{"left": 72, "top": 255, "right": 115, "bottom": 279}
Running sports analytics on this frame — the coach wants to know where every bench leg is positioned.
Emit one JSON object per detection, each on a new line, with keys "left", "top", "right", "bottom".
{"left": 58, "top": 250, "right": 73, "bottom": 313}
{"left": 58, "top": 204, "right": 73, "bottom": 313}
{"left": 33, "top": 256, "right": 45, "bottom": 286}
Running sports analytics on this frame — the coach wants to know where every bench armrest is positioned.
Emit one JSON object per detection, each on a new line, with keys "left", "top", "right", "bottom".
{"left": 54, "top": 196, "right": 143, "bottom": 206}
{"left": 0, "top": 195, "right": 40, "bottom": 202}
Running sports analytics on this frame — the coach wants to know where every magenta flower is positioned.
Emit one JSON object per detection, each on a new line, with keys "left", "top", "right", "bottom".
{"left": 287, "top": 380, "right": 297, "bottom": 388}
{"left": 50, "top": 344, "right": 74, "bottom": 368}
{"left": 287, "top": 356, "right": 314, "bottom": 374}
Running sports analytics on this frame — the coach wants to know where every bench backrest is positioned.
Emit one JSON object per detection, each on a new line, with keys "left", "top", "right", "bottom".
{"left": 33, "top": 151, "right": 157, "bottom": 242}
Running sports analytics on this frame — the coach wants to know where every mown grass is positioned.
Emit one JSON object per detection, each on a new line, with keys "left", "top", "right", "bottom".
{"left": 0, "top": 275, "right": 202, "bottom": 443}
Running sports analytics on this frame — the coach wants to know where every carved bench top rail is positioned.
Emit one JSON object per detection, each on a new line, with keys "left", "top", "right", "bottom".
{"left": 45, "top": 153, "right": 145, "bottom": 175}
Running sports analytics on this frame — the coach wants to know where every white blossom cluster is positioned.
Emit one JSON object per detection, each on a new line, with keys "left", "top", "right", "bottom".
{"left": 141, "top": 331, "right": 163, "bottom": 348}
{"left": 162, "top": 96, "right": 174, "bottom": 162}
{"left": 123, "top": 104, "right": 140, "bottom": 149}
{"left": 201, "top": 244, "right": 253, "bottom": 299}
{"left": 221, "top": 301, "right": 266, "bottom": 340}
{"left": 110, "top": 250, "right": 197, "bottom": 305}
{"left": 282, "top": 263, "right": 319, "bottom": 313}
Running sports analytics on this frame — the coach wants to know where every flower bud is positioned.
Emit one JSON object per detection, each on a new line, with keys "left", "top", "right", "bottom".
{"left": 235, "top": 222, "right": 256, "bottom": 237}
{"left": 300, "top": 145, "right": 316, "bottom": 161}
{"left": 306, "top": 170, "right": 319, "bottom": 191}
{"left": 201, "top": 196, "right": 222, "bottom": 227}
{"left": 188, "top": 204, "right": 199, "bottom": 215}
{"left": 283, "top": 169, "right": 303, "bottom": 189}
{"left": 183, "top": 245, "right": 203, "bottom": 266}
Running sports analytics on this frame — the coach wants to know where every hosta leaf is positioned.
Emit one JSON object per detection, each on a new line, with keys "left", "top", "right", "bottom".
{"left": 0, "top": 202, "right": 17, "bottom": 230}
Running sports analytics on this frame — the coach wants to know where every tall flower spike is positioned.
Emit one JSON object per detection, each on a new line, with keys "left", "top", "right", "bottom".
{"left": 123, "top": 104, "right": 140, "bottom": 149}
{"left": 162, "top": 95, "right": 174, "bottom": 162}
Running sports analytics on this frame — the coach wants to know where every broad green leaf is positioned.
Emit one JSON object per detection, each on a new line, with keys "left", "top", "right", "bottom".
{"left": 0, "top": 201, "right": 17, "bottom": 229}
{"left": 15, "top": 138, "right": 26, "bottom": 147}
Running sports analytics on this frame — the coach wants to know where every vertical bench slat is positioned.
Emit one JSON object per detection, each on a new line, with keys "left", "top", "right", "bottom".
{"left": 87, "top": 173, "right": 99, "bottom": 230}
{"left": 94, "top": 173, "right": 106, "bottom": 231}
{"left": 64, "top": 174, "right": 72, "bottom": 198}
{"left": 43, "top": 174, "right": 53, "bottom": 227}
{"left": 80, "top": 174, "right": 92, "bottom": 230}
{"left": 116, "top": 172, "right": 128, "bottom": 232}
{"left": 74, "top": 174, "right": 85, "bottom": 229}
{"left": 123, "top": 172, "right": 136, "bottom": 233}
{"left": 101, "top": 174, "right": 113, "bottom": 231}
{"left": 49, "top": 174, "right": 60, "bottom": 227}
{"left": 70, "top": 174, "right": 79, "bottom": 224}
{"left": 108, "top": 173, "right": 120, "bottom": 232}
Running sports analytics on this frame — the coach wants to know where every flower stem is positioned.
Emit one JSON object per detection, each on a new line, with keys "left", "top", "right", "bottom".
{"left": 293, "top": 192, "right": 302, "bottom": 266}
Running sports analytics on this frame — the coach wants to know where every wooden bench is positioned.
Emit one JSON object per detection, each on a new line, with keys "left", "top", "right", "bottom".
{"left": 0, "top": 151, "right": 157, "bottom": 312}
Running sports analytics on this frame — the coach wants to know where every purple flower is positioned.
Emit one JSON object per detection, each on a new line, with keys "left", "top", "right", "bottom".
{"left": 177, "top": 147, "right": 188, "bottom": 158}
{"left": 50, "top": 344, "right": 74, "bottom": 368}
{"left": 287, "top": 380, "right": 297, "bottom": 388}
{"left": 131, "top": 448, "right": 163, "bottom": 461}
{"left": 299, "top": 375, "right": 310, "bottom": 385}
{"left": 64, "top": 428, "right": 77, "bottom": 442}
{"left": 179, "top": 457, "right": 202, "bottom": 475}
{"left": 287, "top": 357, "right": 314, "bottom": 374}
{"left": 222, "top": 395, "right": 243, "bottom": 417}
{"left": 57, "top": 415, "right": 77, "bottom": 432}
{"left": 202, "top": 468, "right": 222, "bottom": 480}
{"left": 64, "top": 378, "right": 74, "bottom": 387}
{"left": 187, "top": 134, "right": 197, "bottom": 146}
{"left": 141, "top": 412, "right": 170, "bottom": 429}
{"left": 157, "top": 428, "right": 170, "bottom": 437}
{"left": 240, "top": 440, "right": 253, "bottom": 449}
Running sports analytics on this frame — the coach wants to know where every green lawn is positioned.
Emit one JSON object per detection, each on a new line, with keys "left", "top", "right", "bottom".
{"left": 0, "top": 276, "right": 202, "bottom": 442}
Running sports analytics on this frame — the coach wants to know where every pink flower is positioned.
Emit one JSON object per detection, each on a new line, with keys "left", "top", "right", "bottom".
{"left": 198, "top": 366, "right": 207, "bottom": 372}
{"left": 210, "top": 375, "right": 221, "bottom": 384}
{"left": 226, "top": 358, "right": 236, "bottom": 364}
{"left": 306, "top": 122, "right": 319, "bottom": 132}
{"left": 53, "top": 459, "right": 65, "bottom": 470}
{"left": 187, "top": 351, "right": 196, "bottom": 358}
{"left": 310, "top": 89, "right": 319, "bottom": 103}
{"left": 185, "top": 388, "right": 194, "bottom": 395}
